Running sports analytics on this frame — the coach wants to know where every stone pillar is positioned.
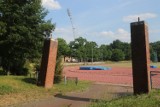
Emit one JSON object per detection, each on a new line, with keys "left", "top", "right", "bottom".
{"left": 131, "top": 21, "right": 151, "bottom": 94}
{"left": 38, "top": 38, "right": 58, "bottom": 88}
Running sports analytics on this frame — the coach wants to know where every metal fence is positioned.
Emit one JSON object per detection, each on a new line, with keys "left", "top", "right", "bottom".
{"left": 150, "top": 71, "right": 160, "bottom": 89}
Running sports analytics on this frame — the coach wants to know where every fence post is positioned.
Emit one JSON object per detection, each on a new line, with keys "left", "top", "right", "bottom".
{"left": 75, "top": 77, "right": 78, "bottom": 85}
{"left": 64, "top": 76, "right": 67, "bottom": 85}
{"left": 150, "top": 71, "right": 152, "bottom": 89}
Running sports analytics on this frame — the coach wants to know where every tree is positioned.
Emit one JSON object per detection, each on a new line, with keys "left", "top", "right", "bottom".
{"left": 84, "top": 41, "right": 98, "bottom": 62}
{"left": 99, "top": 45, "right": 112, "bottom": 61}
{"left": 57, "top": 38, "right": 70, "bottom": 60}
{"left": 111, "top": 49, "right": 125, "bottom": 61}
{"left": 123, "top": 42, "right": 131, "bottom": 60}
{"left": 69, "top": 37, "right": 87, "bottom": 62}
{"left": 0, "top": 0, "right": 54, "bottom": 75}
{"left": 110, "top": 40, "right": 131, "bottom": 60}
{"left": 150, "top": 41, "right": 160, "bottom": 62}
{"left": 110, "top": 40, "right": 124, "bottom": 49}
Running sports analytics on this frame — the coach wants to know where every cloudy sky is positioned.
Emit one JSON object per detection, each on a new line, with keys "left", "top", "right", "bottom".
{"left": 42, "top": 0, "right": 160, "bottom": 45}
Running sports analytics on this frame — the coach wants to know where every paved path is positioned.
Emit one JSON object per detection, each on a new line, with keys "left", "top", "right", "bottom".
{"left": 18, "top": 84, "right": 133, "bottom": 107}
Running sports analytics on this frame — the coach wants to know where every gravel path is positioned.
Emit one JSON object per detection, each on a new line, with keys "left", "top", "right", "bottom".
{"left": 17, "top": 83, "right": 133, "bottom": 107}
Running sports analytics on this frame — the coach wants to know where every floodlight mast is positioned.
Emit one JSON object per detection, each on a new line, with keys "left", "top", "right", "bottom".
{"left": 67, "top": 9, "right": 76, "bottom": 40}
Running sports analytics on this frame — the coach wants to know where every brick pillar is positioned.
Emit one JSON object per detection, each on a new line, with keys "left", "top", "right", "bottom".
{"left": 38, "top": 38, "right": 58, "bottom": 88}
{"left": 131, "top": 21, "right": 151, "bottom": 94}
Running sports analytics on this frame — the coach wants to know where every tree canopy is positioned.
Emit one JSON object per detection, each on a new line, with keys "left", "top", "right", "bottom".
{"left": 57, "top": 37, "right": 160, "bottom": 62}
{"left": 0, "top": 0, "right": 54, "bottom": 75}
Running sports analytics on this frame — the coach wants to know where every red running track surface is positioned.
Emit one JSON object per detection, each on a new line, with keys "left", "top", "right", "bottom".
{"left": 63, "top": 66, "right": 160, "bottom": 88}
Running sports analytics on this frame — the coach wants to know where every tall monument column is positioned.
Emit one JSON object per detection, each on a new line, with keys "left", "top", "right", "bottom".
{"left": 38, "top": 38, "right": 58, "bottom": 88}
{"left": 131, "top": 20, "right": 151, "bottom": 94}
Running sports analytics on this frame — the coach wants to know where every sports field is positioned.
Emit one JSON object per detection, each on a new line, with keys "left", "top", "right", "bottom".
{"left": 63, "top": 62, "right": 160, "bottom": 88}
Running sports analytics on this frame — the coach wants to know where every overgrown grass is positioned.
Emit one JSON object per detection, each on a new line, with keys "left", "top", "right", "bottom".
{"left": 90, "top": 90, "right": 160, "bottom": 107}
{"left": 0, "top": 76, "right": 91, "bottom": 106}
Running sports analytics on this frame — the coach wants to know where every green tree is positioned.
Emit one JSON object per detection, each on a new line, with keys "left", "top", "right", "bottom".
{"left": 111, "top": 49, "right": 125, "bottom": 61}
{"left": 123, "top": 42, "right": 131, "bottom": 60}
{"left": 69, "top": 37, "right": 87, "bottom": 62}
{"left": 57, "top": 38, "right": 70, "bottom": 60}
{"left": 150, "top": 41, "right": 160, "bottom": 62}
{"left": 110, "top": 40, "right": 131, "bottom": 60}
{"left": 0, "top": 0, "right": 54, "bottom": 75}
{"left": 110, "top": 40, "right": 124, "bottom": 49}
{"left": 99, "top": 45, "right": 112, "bottom": 61}
{"left": 84, "top": 41, "right": 98, "bottom": 62}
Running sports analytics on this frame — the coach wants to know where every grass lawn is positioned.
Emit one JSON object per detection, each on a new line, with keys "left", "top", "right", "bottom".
{"left": 64, "top": 61, "right": 160, "bottom": 69}
{"left": 105, "top": 61, "right": 160, "bottom": 68}
{"left": 105, "top": 61, "right": 132, "bottom": 67}
{"left": 0, "top": 76, "right": 91, "bottom": 106}
{"left": 90, "top": 90, "right": 160, "bottom": 107}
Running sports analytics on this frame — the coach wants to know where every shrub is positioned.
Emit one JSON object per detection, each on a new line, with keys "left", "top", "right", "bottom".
{"left": 54, "top": 56, "right": 63, "bottom": 83}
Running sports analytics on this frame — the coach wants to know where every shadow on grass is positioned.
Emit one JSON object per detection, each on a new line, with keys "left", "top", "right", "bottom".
{"left": 109, "top": 91, "right": 133, "bottom": 98}
{"left": 22, "top": 78, "right": 37, "bottom": 84}
{"left": 54, "top": 93, "right": 100, "bottom": 102}
{"left": 116, "top": 92, "right": 133, "bottom": 97}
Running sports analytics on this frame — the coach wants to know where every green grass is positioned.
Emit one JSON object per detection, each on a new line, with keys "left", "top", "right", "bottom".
{"left": 104, "top": 61, "right": 160, "bottom": 68}
{"left": 90, "top": 90, "right": 160, "bottom": 107}
{"left": 0, "top": 76, "right": 91, "bottom": 106}
{"left": 0, "top": 85, "right": 16, "bottom": 95}
{"left": 64, "top": 61, "right": 160, "bottom": 68}
{"left": 54, "top": 80, "right": 90, "bottom": 94}
{"left": 105, "top": 61, "right": 132, "bottom": 67}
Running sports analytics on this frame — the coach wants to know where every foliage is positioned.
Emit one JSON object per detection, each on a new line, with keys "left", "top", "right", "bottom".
{"left": 110, "top": 40, "right": 131, "bottom": 60}
{"left": 0, "top": 0, "right": 54, "bottom": 75}
{"left": 90, "top": 90, "right": 160, "bottom": 107}
{"left": 54, "top": 56, "right": 63, "bottom": 83}
{"left": 0, "top": 67, "right": 6, "bottom": 75}
{"left": 57, "top": 38, "right": 70, "bottom": 59}
{"left": 57, "top": 37, "right": 160, "bottom": 62}
{"left": 111, "top": 49, "right": 125, "bottom": 61}
{"left": 99, "top": 45, "right": 112, "bottom": 61}
{"left": 69, "top": 37, "right": 87, "bottom": 62}
{"left": 150, "top": 49, "right": 158, "bottom": 62}
{"left": 150, "top": 41, "right": 160, "bottom": 62}
{"left": 54, "top": 38, "right": 70, "bottom": 83}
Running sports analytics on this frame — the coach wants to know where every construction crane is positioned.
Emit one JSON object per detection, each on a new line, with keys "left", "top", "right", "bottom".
{"left": 67, "top": 9, "right": 76, "bottom": 40}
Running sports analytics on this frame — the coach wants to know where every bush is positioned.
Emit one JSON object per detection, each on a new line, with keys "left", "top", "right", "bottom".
{"left": 0, "top": 71, "right": 6, "bottom": 75}
{"left": 54, "top": 56, "right": 63, "bottom": 83}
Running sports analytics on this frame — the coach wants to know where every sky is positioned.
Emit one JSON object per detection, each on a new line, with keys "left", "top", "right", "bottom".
{"left": 42, "top": 0, "right": 160, "bottom": 45}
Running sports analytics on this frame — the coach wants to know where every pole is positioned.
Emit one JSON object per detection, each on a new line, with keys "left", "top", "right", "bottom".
{"left": 92, "top": 47, "right": 93, "bottom": 63}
